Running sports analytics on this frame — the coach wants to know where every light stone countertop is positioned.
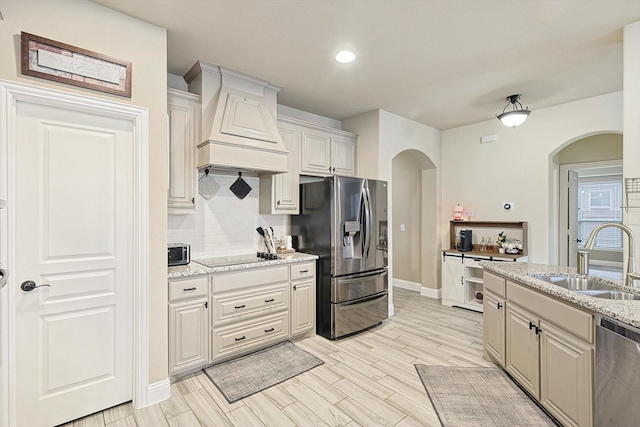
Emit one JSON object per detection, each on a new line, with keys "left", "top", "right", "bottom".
{"left": 168, "top": 252, "right": 319, "bottom": 279}
{"left": 480, "top": 261, "right": 640, "bottom": 328}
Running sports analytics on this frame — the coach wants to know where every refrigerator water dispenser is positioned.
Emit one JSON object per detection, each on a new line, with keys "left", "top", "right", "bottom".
{"left": 343, "top": 220, "right": 361, "bottom": 259}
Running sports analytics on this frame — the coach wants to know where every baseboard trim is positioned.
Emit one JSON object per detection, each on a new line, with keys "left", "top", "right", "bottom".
{"left": 393, "top": 279, "right": 421, "bottom": 292}
{"left": 420, "top": 287, "right": 441, "bottom": 300}
{"left": 144, "top": 378, "right": 171, "bottom": 407}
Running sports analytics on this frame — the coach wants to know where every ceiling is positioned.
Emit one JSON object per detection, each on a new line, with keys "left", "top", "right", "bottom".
{"left": 91, "top": 0, "right": 640, "bottom": 130}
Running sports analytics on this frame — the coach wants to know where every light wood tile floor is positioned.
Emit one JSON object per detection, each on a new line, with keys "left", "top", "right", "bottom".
{"left": 61, "top": 288, "right": 491, "bottom": 427}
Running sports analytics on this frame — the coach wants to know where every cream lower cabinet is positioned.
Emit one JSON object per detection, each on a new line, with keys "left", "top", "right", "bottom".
{"left": 506, "top": 303, "right": 540, "bottom": 397}
{"left": 441, "top": 253, "right": 464, "bottom": 305}
{"left": 211, "top": 265, "right": 290, "bottom": 361}
{"left": 210, "top": 260, "right": 317, "bottom": 363}
{"left": 168, "top": 275, "right": 209, "bottom": 375}
{"left": 483, "top": 272, "right": 506, "bottom": 367}
{"left": 501, "top": 278, "right": 594, "bottom": 427}
{"left": 290, "top": 262, "right": 316, "bottom": 337}
{"left": 170, "top": 260, "right": 317, "bottom": 374}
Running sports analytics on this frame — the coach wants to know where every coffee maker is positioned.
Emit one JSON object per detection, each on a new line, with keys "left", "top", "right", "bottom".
{"left": 459, "top": 229, "right": 473, "bottom": 252}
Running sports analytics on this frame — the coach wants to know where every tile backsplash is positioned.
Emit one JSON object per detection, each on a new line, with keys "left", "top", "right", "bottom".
{"left": 168, "top": 171, "right": 289, "bottom": 259}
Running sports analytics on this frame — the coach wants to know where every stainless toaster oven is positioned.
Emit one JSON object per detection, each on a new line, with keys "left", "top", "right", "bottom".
{"left": 168, "top": 243, "right": 190, "bottom": 266}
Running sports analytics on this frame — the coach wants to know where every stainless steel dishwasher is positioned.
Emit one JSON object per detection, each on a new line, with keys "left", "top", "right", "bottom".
{"left": 595, "top": 314, "right": 640, "bottom": 426}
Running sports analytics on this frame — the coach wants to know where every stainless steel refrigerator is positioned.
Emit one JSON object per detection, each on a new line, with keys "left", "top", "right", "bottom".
{"left": 291, "top": 176, "right": 388, "bottom": 339}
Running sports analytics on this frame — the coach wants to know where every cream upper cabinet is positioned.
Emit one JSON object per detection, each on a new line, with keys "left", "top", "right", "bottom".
{"left": 167, "top": 88, "right": 200, "bottom": 214}
{"left": 331, "top": 135, "right": 356, "bottom": 176}
{"left": 299, "top": 123, "right": 356, "bottom": 177}
{"left": 259, "top": 118, "right": 300, "bottom": 214}
{"left": 300, "top": 129, "right": 331, "bottom": 175}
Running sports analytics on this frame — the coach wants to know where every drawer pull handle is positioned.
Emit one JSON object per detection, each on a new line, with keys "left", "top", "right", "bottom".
{"left": 528, "top": 321, "right": 536, "bottom": 330}
{"left": 234, "top": 304, "right": 246, "bottom": 309}
{"left": 299, "top": 270, "right": 309, "bottom": 273}
{"left": 183, "top": 287, "right": 196, "bottom": 291}
{"left": 265, "top": 298, "right": 275, "bottom": 303}
{"left": 265, "top": 328, "right": 275, "bottom": 333}
{"left": 497, "top": 303, "right": 503, "bottom": 309}
{"left": 235, "top": 336, "right": 246, "bottom": 342}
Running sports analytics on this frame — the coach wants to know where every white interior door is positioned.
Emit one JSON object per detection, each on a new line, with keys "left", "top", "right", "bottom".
{"left": 13, "top": 100, "right": 134, "bottom": 427}
{"left": 568, "top": 170, "right": 579, "bottom": 267}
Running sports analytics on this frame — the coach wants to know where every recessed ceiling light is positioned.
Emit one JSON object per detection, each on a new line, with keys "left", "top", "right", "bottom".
{"left": 335, "top": 50, "right": 356, "bottom": 64}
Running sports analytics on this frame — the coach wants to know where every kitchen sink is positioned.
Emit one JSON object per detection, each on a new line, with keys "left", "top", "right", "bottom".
{"left": 530, "top": 275, "right": 617, "bottom": 291}
{"left": 574, "top": 290, "right": 640, "bottom": 300}
{"left": 530, "top": 274, "right": 640, "bottom": 300}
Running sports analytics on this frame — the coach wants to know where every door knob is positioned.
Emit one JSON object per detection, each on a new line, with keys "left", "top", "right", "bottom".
{"left": 21, "top": 280, "right": 51, "bottom": 292}
{"left": 0, "top": 268, "right": 8, "bottom": 289}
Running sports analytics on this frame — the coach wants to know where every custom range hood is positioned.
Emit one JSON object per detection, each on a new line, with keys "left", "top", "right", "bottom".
{"left": 184, "top": 61, "right": 288, "bottom": 174}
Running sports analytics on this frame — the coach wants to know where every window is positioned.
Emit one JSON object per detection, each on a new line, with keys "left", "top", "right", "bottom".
{"left": 578, "top": 179, "right": 622, "bottom": 250}
{"left": 589, "top": 189, "right": 612, "bottom": 210}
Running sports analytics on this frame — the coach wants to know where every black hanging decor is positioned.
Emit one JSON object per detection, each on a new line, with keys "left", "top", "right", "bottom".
{"left": 229, "top": 172, "right": 252, "bottom": 199}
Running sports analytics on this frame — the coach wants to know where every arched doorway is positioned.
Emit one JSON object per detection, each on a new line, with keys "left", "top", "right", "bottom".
{"left": 391, "top": 149, "right": 438, "bottom": 295}
{"left": 554, "top": 133, "right": 623, "bottom": 277}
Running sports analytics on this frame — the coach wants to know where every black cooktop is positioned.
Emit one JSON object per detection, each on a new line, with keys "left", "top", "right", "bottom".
{"left": 192, "top": 254, "right": 268, "bottom": 268}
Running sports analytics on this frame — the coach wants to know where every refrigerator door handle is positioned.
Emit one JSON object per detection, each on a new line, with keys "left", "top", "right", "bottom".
{"left": 338, "top": 291, "right": 387, "bottom": 307}
{"left": 364, "top": 184, "right": 372, "bottom": 262}
{"left": 360, "top": 183, "right": 371, "bottom": 264}
{"left": 359, "top": 185, "right": 367, "bottom": 261}
{"left": 337, "top": 269, "right": 387, "bottom": 284}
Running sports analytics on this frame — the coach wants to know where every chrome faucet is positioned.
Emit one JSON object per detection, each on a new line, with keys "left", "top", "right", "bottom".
{"left": 583, "top": 223, "right": 639, "bottom": 287}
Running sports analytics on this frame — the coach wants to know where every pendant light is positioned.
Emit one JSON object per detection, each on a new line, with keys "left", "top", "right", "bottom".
{"left": 497, "top": 94, "right": 531, "bottom": 128}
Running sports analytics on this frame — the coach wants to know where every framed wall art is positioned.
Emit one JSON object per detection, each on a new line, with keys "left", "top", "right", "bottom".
{"left": 21, "top": 32, "right": 132, "bottom": 98}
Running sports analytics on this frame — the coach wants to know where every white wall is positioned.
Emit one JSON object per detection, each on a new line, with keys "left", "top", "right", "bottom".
{"left": 422, "top": 168, "right": 439, "bottom": 290}
{"left": 168, "top": 171, "right": 288, "bottom": 259}
{"left": 441, "top": 92, "right": 623, "bottom": 266}
{"left": 343, "top": 110, "right": 380, "bottom": 180}
{"left": 624, "top": 22, "right": 640, "bottom": 249}
{"left": 553, "top": 133, "right": 622, "bottom": 164}
{"left": 344, "top": 110, "right": 442, "bottom": 300}
{"left": 0, "top": 1, "right": 168, "bottom": 418}
{"left": 392, "top": 152, "right": 424, "bottom": 284}
{"left": 278, "top": 104, "right": 342, "bottom": 129}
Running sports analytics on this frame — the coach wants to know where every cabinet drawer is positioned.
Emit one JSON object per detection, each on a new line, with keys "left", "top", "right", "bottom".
{"left": 507, "top": 280, "right": 594, "bottom": 342}
{"left": 212, "top": 283, "right": 289, "bottom": 325}
{"left": 213, "top": 265, "right": 288, "bottom": 293}
{"left": 169, "top": 275, "right": 208, "bottom": 302}
{"left": 291, "top": 262, "right": 315, "bottom": 281}
{"left": 484, "top": 272, "right": 506, "bottom": 298}
{"left": 211, "top": 312, "right": 289, "bottom": 361}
